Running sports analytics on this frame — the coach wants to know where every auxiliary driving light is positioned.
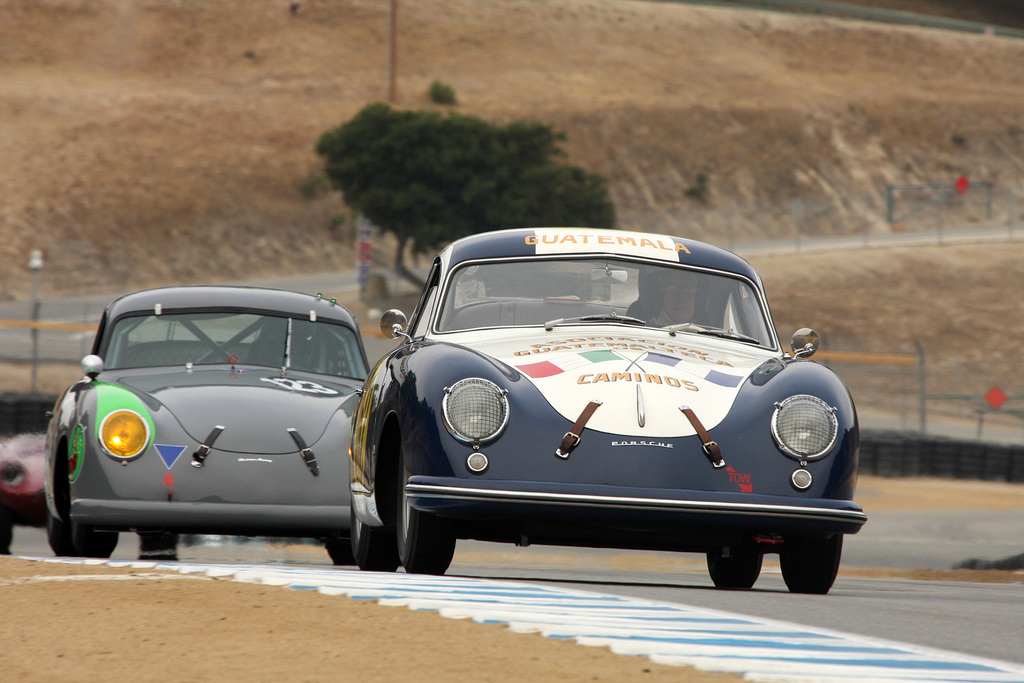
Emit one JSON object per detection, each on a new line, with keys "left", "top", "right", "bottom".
{"left": 99, "top": 409, "right": 151, "bottom": 460}
{"left": 466, "top": 452, "right": 490, "bottom": 474}
{"left": 791, "top": 468, "right": 813, "bottom": 491}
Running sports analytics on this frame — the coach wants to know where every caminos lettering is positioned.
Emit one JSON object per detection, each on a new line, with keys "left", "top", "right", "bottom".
{"left": 577, "top": 372, "right": 698, "bottom": 391}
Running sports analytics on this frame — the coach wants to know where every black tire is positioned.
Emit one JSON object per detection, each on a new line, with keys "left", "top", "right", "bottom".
{"left": 47, "top": 456, "right": 76, "bottom": 557}
{"left": 780, "top": 534, "right": 843, "bottom": 595}
{"left": 325, "top": 535, "right": 355, "bottom": 566}
{"left": 350, "top": 507, "right": 399, "bottom": 572}
{"left": 138, "top": 531, "right": 179, "bottom": 561}
{"left": 706, "top": 548, "right": 763, "bottom": 589}
{"left": 71, "top": 522, "right": 119, "bottom": 559}
{"left": 46, "top": 508, "right": 75, "bottom": 556}
{"left": 396, "top": 445, "right": 455, "bottom": 575}
{"left": 0, "top": 503, "right": 13, "bottom": 554}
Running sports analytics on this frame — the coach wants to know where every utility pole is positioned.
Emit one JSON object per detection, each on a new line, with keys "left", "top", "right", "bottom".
{"left": 389, "top": 0, "right": 398, "bottom": 102}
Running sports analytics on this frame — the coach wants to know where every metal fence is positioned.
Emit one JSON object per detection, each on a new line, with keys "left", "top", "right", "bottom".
{"left": 622, "top": 183, "right": 1024, "bottom": 254}
{"left": 652, "top": 0, "right": 1024, "bottom": 40}
{"left": 816, "top": 346, "right": 1024, "bottom": 445}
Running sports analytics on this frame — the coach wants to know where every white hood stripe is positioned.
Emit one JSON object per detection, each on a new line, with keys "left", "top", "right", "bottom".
{"left": 517, "top": 349, "right": 743, "bottom": 388}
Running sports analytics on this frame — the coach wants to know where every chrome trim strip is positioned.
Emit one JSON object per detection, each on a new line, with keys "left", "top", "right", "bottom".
{"left": 405, "top": 483, "right": 867, "bottom": 525}
{"left": 636, "top": 384, "right": 645, "bottom": 428}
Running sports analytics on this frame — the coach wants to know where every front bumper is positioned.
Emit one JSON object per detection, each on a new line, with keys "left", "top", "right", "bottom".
{"left": 70, "top": 498, "right": 349, "bottom": 537}
{"left": 406, "top": 477, "right": 866, "bottom": 549}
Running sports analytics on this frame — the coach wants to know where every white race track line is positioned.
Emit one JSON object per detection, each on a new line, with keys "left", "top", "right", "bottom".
{"left": 23, "top": 557, "right": 1024, "bottom": 683}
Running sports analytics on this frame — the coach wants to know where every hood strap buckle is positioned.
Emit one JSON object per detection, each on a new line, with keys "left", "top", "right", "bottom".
{"left": 288, "top": 428, "right": 319, "bottom": 476}
{"left": 555, "top": 400, "right": 603, "bottom": 459}
{"left": 679, "top": 405, "right": 725, "bottom": 468}
{"left": 191, "top": 425, "right": 225, "bottom": 468}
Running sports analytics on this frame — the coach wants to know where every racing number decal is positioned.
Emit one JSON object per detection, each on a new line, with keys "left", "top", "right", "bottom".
{"left": 259, "top": 377, "right": 339, "bottom": 395}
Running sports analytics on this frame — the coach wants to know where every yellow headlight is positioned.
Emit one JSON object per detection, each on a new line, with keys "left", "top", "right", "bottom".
{"left": 100, "top": 410, "right": 150, "bottom": 458}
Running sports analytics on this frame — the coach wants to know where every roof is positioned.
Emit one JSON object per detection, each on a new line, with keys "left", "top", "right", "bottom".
{"left": 102, "top": 285, "right": 361, "bottom": 328}
{"left": 443, "top": 227, "right": 761, "bottom": 280}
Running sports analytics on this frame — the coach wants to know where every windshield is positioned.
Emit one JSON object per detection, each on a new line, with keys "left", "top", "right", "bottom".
{"left": 103, "top": 311, "right": 367, "bottom": 378}
{"left": 436, "top": 257, "right": 775, "bottom": 347}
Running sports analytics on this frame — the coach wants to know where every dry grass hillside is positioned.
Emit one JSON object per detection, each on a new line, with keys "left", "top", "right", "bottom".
{"left": 3, "top": 0, "right": 1024, "bottom": 397}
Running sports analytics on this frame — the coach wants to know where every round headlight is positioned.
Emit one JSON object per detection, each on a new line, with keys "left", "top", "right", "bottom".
{"left": 771, "top": 395, "right": 838, "bottom": 461}
{"left": 442, "top": 378, "right": 509, "bottom": 445}
{"left": 100, "top": 409, "right": 151, "bottom": 459}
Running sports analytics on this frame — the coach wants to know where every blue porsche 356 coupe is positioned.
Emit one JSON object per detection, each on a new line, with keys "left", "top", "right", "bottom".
{"left": 350, "top": 228, "right": 866, "bottom": 593}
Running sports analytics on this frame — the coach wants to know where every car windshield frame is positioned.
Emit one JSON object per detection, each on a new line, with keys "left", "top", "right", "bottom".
{"left": 433, "top": 255, "right": 778, "bottom": 350}
{"left": 100, "top": 308, "right": 368, "bottom": 379}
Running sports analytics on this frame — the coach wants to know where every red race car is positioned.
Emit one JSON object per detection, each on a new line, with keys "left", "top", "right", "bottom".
{"left": 1, "top": 433, "right": 47, "bottom": 553}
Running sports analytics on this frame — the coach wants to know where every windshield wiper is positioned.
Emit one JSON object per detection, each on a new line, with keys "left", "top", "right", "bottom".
{"left": 544, "top": 312, "right": 646, "bottom": 331}
{"left": 664, "top": 323, "right": 760, "bottom": 344}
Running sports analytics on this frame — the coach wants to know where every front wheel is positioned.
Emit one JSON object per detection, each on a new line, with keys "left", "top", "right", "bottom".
{"left": 396, "top": 446, "right": 455, "bottom": 575}
{"left": 325, "top": 535, "right": 354, "bottom": 566}
{"left": 47, "top": 508, "right": 75, "bottom": 557}
{"left": 780, "top": 534, "right": 843, "bottom": 594}
{"left": 707, "top": 548, "right": 763, "bottom": 589}
{"left": 71, "top": 522, "right": 118, "bottom": 558}
{"left": 350, "top": 507, "right": 399, "bottom": 572}
{"left": 138, "top": 532, "right": 179, "bottom": 561}
{"left": 0, "top": 503, "right": 13, "bottom": 554}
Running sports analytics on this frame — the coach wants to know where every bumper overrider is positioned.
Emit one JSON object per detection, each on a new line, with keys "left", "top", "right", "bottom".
{"left": 404, "top": 476, "right": 866, "bottom": 544}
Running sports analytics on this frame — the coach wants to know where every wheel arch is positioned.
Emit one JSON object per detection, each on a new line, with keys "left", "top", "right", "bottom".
{"left": 374, "top": 412, "right": 401, "bottom": 530}
{"left": 47, "top": 434, "right": 70, "bottom": 521}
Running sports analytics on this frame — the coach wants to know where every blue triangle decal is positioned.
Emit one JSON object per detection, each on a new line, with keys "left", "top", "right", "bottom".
{"left": 154, "top": 444, "right": 187, "bottom": 470}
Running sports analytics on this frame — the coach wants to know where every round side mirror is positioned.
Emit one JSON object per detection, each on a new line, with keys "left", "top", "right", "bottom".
{"left": 380, "top": 309, "right": 408, "bottom": 339}
{"left": 790, "top": 328, "right": 819, "bottom": 359}
{"left": 81, "top": 354, "right": 104, "bottom": 379}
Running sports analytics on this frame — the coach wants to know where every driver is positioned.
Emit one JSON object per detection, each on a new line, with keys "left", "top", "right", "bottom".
{"left": 627, "top": 268, "right": 700, "bottom": 326}
{"left": 649, "top": 269, "right": 698, "bottom": 326}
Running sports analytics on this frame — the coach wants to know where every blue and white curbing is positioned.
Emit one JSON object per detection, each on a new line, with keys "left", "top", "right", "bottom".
{"left": 28, "top": 558, "right": 1024, "bottom": 682}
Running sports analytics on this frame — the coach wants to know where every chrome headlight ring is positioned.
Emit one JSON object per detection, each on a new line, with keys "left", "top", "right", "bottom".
{"left": 442, "top": 378, "right": 509, "bottom": 447}
{"left": 771, "top": 395, "right": 839, "bottom": 462}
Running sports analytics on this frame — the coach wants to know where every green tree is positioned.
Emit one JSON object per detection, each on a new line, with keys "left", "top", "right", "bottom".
{"left": 315, "top": 103, "right": 615, "bottom": 284}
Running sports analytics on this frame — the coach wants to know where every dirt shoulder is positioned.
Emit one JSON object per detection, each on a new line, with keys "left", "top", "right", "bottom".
{"left": 0, "top": 556, "right": 742, "bottom": 683}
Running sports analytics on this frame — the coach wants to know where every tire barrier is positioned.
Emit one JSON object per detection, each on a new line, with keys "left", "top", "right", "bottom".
{"left": 860, "top": 430, "right": 1023, "bottom": 483}
{"left": 0, "top": 393, "right": 57, "bottom": 437}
